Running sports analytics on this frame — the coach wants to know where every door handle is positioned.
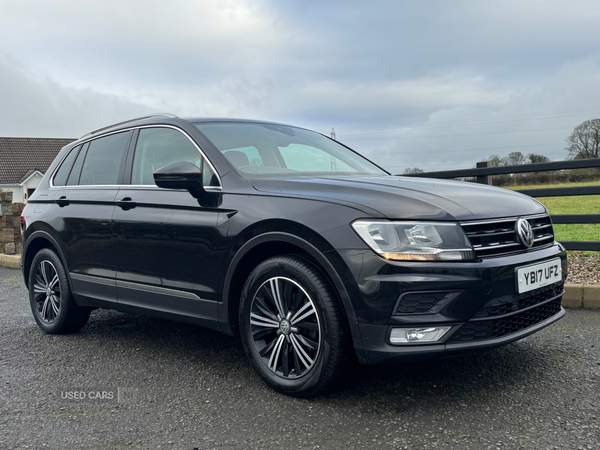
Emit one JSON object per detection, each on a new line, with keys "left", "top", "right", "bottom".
{"left": 54, "top": 196, "right": 69, "bottom": 207}
{"left": 116, "top": 197, "right": 137, "bottom": 210}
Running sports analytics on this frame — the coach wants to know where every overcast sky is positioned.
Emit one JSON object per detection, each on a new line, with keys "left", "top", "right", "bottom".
{"left": 1, "top": 0, "right": 600, "bottom": 173}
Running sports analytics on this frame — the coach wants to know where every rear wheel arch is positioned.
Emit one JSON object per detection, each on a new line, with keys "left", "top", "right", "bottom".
{"left": 22, "top": 231, "right": 65, "bottom": 283}
{"left": 220, "top": 232, "right": 364, "bottom": 360}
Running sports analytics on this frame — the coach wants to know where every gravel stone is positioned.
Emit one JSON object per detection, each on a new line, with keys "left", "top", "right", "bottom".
{"left": 566, "top": 252, "right": 600, "bottom": 285}
{"left": 1, "top": 265, "right": 600, "bottom": 449}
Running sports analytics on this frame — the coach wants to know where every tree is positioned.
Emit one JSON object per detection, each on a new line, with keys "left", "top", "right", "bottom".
{"left": 565, "top": 118, "right": 600, "bottom": 160}
{"left": 403, "top": 167, "right": 424, "bottom": 174}
{"left": 486, "top": 155, "right": 503, "bottom": 167}
{"left": 484, "top": 152, "right": 551, "bottom": 167}
{"left": 527, "top": 153, "right": 551, "bottom": 164}
{"left": 502, "top": 151, "right": 526, "bottom": 166}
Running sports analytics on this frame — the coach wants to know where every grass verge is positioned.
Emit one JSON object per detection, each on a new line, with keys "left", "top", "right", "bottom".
{"left": 503, "top": 181, "right": 600, "bottom": 244}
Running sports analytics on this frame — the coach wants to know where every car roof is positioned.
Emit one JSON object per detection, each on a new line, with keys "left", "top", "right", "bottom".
{"left": 79, "top": 115, "right": 303, "bottom": 140}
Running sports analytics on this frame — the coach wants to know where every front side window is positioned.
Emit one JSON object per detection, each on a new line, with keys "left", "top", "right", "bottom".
{"left": 79, "top": 132, "right": 131, "bottom": 185}
{"left": 131, "top": 127, "right": 219, "bottom": 187}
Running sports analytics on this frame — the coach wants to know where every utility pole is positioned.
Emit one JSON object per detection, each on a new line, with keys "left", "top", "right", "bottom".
{"left": 330, "top": 128, "right": 337, "bottom": 170}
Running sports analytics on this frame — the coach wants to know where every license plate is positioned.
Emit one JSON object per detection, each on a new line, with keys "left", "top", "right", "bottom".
{"left": 516, "top": 258, "right": 562, "bottom": 293}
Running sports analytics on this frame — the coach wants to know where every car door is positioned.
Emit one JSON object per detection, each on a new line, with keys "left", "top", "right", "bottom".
{"left": 112, "top": 126, "right": 223, "bottom": 329}
{"left": 48, "top": 130, "right": 132, "bottom": 307}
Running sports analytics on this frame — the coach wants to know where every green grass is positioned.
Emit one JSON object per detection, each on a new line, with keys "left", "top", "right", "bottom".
{"left": 502, "top": 181, "right": 600, "bottom": 243}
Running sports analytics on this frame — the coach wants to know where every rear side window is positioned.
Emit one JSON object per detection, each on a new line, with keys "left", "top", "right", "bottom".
{"left": 78, "top": 132, "right": 131, "bottom": 185}
{"left": 131, "top": 127, "right": 219, "bottom": 187}
{"left": 52, "top": 145, "right": 81, "bottom": 186}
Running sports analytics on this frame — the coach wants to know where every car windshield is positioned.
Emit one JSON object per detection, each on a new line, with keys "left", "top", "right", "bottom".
{"left": 194, "top": 122, "right": 388, "bottom": 177}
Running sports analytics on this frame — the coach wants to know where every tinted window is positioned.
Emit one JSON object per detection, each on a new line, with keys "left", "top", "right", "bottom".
{"left": 131, "top": 127, "right": 219, "bottom": 187}
{"left": 223, "top": 147, "right": 263, "bottom": 168}
{"left": 53, "top": 145, "right": 81, "bottom": 186}
{"left": 194, "top": 122, "right": 387, "bottom": 177}
{"left": 67, "top": 143, "right": 88, "bottom": 186}
{"left": 79, "top": 132, "right": 130, "bottom": 185}
{"left": 279, "top": 144, "right": 354, "bottom": 172}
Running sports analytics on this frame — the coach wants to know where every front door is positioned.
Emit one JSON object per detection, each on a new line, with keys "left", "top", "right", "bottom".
{"left": 112, "top": 126, "right": 222, "bottom": 329}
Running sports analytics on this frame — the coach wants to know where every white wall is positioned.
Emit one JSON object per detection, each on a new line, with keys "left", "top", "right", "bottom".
{"left": 0, "top": 172, "right": 44, "bottom": 203}
{"left": 0, "top": 186, "right": 21, "bottom": 203}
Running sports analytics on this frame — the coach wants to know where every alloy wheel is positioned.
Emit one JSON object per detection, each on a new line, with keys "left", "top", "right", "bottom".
{"left": 32, "top": 260, "right": 61, "bottom": 324}
{"left": 249, "top": 276, "right": 321, "bottom": 379}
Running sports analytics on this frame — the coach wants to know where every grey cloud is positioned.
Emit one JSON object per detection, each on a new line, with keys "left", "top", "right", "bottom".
{"left": 1, "top": 0, "right": 600, "bottom": 173}
{"left": 0, "top": 54, "right": 153, "bottom": 137}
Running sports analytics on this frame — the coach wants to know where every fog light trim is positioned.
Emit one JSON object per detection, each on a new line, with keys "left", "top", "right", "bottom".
{"left": 390, "top": 326, "right": 452, "bottom": 344}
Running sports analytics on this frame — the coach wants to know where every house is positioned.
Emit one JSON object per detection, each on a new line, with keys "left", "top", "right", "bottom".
{"left": 0, "top": 137, "right": 75, "bottom": 203}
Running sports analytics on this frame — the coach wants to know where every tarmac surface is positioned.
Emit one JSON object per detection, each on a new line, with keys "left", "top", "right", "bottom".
{"left": 1, "top": 265, "right": 599, "bottom": 449}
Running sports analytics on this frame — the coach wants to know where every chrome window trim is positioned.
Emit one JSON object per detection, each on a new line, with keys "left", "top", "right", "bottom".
{"left": 49, "top": 124, "right": 222, "bottom": 190}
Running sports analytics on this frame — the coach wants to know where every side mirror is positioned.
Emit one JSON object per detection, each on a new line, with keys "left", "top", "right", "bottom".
{"left": 153, "top": 162, "right": 206, "bottom": 198}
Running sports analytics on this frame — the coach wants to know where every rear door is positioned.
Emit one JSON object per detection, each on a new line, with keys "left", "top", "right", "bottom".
{"left": 48, "top": 130, "right": 132, "bottom": 307}
{"left": 112, "top": 126, "right": 223, "bottom": 329}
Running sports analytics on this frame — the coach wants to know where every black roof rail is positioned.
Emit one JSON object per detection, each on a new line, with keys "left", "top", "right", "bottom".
{"left": 79, "top": 113, "right": 179, "bottom": 139}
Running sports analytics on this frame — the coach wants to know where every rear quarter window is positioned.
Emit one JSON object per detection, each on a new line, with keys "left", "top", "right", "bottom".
{"left": 52, "top": 145, "right": 81, "bottom": 186}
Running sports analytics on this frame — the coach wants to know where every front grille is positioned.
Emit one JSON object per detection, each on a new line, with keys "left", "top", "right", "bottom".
{"left": 474, "top": 281, "right": 564, "bottom": 319}
{"left": 460, "top": 214, "right": 554, "bottom": 257}
{"left": 448, "top": 296, "right": 562, "bottom": 343}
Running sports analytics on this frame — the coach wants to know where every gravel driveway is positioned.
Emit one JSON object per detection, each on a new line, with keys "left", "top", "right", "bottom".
{"left": 1, "top": 266, "right": 599, "bottom": 449}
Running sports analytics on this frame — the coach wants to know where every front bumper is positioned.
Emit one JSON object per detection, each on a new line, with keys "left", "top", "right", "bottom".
{"left": 339, "top": 242, "right": 567, "bottom": 364}
{"left": 358, "top": 305, "right": 565, "bottom": 364}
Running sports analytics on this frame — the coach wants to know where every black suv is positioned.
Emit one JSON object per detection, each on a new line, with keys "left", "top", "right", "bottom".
{"left": 21, "top": 114, "right": 567, "bottom": 396}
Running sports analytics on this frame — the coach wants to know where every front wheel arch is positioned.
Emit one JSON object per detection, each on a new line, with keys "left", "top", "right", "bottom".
{"left": 220, "top": 232, "right": 364, "bottom": 362}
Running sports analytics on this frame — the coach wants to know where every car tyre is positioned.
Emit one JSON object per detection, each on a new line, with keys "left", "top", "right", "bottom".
{"left": 240, "top": 255, "right": 347, "bottom": 397}
{"left": 28, "top": 248, "right": 91, "bottom": 334}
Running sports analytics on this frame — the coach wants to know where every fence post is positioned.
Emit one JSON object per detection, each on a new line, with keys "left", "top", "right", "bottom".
{"left": 476, "top": 161, "right": 489, "bottom": 185}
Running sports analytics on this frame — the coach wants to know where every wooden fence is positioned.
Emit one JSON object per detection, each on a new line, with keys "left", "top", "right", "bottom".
{"left": 403, "top": 158, "right": 600, "bottom": 251}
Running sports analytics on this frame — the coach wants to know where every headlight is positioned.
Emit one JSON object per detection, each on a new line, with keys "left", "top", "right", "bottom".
{"left": 351, "top": 220, "right": 475, "bottom": 261}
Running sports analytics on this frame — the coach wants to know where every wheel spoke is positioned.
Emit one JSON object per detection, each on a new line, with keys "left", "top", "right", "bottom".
{"left": 268, "top": 334, "right": 285, "bottom": 371}
{"left": 49, "top": 274, "right": 60, "bottom": 290}
{"left": 269, "top": 279, "right": 285, "bottom": 318}
{"left": 290, "top": 333, "right": 313, "bottom": 369}
{"left": 281, "top": 339, "right": 290, "bottom": 377}
{"left": 292, "top": 344, "right": 302, "bottom": 375}
{"left": 296, "top": 333, "right": 319, "bottom": 351}
{"left": 291, "top": 301, "right": 316, "bottom": 325}
{"left": 33, "top": 283, "right": 47, "bottom": 294}
{"left": 40, "top": 261, "right": 49, "bottom": 286}
{"left": 252, "top": 327, "right": 275, "bottom": 341}
{"left": 258, "top": 338, "right": 277, "bottom": 357}
{"left": 254, "top": 296, "right": 278, "bottom": 321}
{"left": 250, "top": 312, "right": 279, "bottom": 328}
{"left": 41, "top": 297, "right": 50, "bottom": 321}
{"left": 50, "top": 295, "right": 60, "bottom": 316}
